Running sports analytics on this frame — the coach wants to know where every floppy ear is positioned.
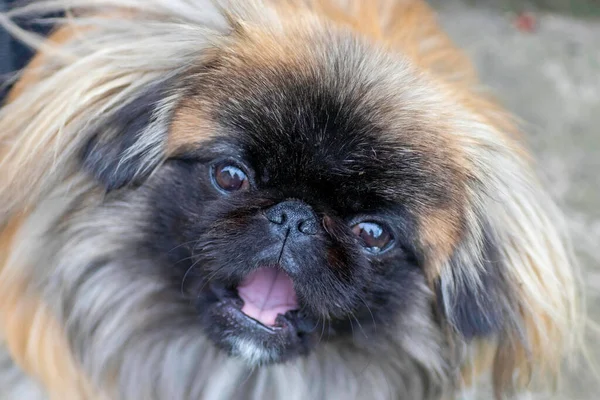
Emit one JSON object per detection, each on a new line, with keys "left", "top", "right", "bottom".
{"left": 81, "top": 81, "right": 178, "bottom": 191}
{"left": 437, "top": 226, "right": 516, "bottom": 341}
{"left": 436, "top": 174, "right": 578, "bottom": 395}
{"left": 436, "top": 219, "right": 531, "bottom": 396}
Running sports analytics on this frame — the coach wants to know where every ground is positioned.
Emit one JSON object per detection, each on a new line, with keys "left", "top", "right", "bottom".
{"left": 427, "top": 1, "right": 600, "bottom": 398}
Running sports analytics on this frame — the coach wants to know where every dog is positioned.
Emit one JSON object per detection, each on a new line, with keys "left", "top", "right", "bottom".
{"left": 0, "top": 1, "right": 580, "bottom": 399}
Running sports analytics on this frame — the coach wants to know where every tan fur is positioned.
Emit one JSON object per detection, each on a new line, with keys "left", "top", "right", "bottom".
{"left": 0, "top": 1, "right": 581, "bottom": 399}
{"left": 183, "top": 4, "right": 471, "bottom": 274}
{"left": 1, "top": 24, "right": 107, "bottom": 392}
{"left": 168, "top": 101, "right": 216, "bottom": 155}
{"left": 0, "top": 215, "right": 101, "bottom": 400}
{"left": 6, "top": 24, "right": 79, "bottom": 103}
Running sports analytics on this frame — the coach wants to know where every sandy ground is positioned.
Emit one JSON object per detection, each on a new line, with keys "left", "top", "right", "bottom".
{"left": 427, "top": 1, "right": 600, "bottom": 398}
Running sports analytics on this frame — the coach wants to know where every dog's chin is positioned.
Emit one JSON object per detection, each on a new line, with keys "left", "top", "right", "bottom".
{"left": 198, "top": 266, "right": 318, "bottom": 366}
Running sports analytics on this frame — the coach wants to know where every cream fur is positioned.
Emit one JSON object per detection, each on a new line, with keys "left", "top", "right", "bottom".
{"left": 0, "top": 1, "right": 582, "bottom": 399}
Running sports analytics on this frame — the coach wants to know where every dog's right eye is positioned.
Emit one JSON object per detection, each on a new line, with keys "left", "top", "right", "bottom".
{"left": 351, "top": 221, "right": 394, "bottom": 254}
{"left": 212, "top": 162, "right": 250, "bottom": 192}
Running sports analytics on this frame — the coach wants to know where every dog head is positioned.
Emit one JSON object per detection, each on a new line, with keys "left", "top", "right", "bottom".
{"left": 0, "top": 1, "right": 579, "bottom": 399}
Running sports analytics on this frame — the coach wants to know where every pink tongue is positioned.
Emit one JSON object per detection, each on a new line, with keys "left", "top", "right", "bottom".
{"left": 237, "top": 267, "right": 298, "bottom": 327}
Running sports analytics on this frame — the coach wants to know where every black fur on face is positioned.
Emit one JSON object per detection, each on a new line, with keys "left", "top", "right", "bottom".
{"left": 81, "top": 35, "right": 467, "bottom": 366}
{"left": 142, "top": 139, "right": 425, "bottom": 364}
{"left": 134, "top": 67, "right": 438, "bottom": 363}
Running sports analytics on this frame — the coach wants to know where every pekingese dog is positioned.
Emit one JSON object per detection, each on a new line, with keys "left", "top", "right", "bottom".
{"left": 0, "top": 1, "right": 580, "bottom": 399}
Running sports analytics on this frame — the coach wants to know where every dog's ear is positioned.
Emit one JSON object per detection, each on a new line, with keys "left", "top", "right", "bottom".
{"left": 436, "top": 228, "right": 515, "bottom": 340}
{"left": 437, "top": 190, "right": 578, "bottom": 395}
{"left": 81, "top": 81, "right": 177, "bottom": 191}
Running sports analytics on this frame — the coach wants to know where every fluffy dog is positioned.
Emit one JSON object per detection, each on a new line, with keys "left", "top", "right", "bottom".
{"left": 0, "top": 1, "right": 580, "bottom": 399}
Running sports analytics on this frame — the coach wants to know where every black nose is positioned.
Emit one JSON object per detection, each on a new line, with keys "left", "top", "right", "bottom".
{"left": 265, "top": 200, "right": 318, "bottom": 236}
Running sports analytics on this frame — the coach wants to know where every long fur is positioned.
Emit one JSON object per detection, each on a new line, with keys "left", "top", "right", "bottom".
{"left": 0, "top": 1, "right": 582, "bottom": 399}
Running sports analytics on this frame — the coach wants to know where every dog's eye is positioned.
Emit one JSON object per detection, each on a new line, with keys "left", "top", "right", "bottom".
{"left": 213, "top": 162, "right": 249, "bottom": 192}
{"left": 351, "top": 221, "right": 393, "bottom": 253}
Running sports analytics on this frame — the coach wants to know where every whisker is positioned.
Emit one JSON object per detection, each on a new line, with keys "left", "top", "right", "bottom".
{"left": 168, "top": 239, "right": 202, "bottom": 253}
{"left": 349, "top": 311, "right": 368, "bottom": 340}
{"left": 180, "top": 257, "right": 204, "bottom": 295}
{"left": 347, "top": 315, "right": 356, "bottom": 341}
{"left": 238, "top": 365, "right": 256, "bottom": 389}
{"left": 193, "top": 267, "right": 226, "bottom": 297}
{"left": 172, "top": 254, "right": 196, "bottom": 268}
{"left": 306, "top": 314, "right": 320, "bottom": 333}
{"left": 318, "top": 316, "right": 326, "bottom": 344}
{"left": 355, "top": 354, "right": 374, "bottom": 394}
{"left": 357, "top": 294, "right": 376, "bottom": 330}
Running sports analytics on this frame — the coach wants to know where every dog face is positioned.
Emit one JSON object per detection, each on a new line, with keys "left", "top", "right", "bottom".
{"left": 147, "top": 139, "right": 423, "bottom": 364}
{"left": 0, "top": 1, "right": 579, "bottom": 399}
{"left": 81, "top": 30, "right": 462, "bottom": 366}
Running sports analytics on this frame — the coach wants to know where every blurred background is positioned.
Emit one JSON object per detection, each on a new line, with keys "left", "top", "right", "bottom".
{"left": 426, "top": 0, "right": 600, "bottom": 398}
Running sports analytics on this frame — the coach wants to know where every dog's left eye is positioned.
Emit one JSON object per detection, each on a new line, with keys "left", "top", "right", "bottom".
{"left": 351, "top": 221, "right": 393, "bottom": 253}
{"left": 213, "top": 162, "right": 250, "bottom": 192}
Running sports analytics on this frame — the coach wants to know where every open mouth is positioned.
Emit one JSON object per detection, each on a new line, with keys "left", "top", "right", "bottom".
{"left": 207, "top": 266, "right": 300, "bottom": 330}
{"left": 202, "top": 266, "right": 315, "bottom": 364}
{"left": 237, "top": 266, "right": 299, "bottom": 327}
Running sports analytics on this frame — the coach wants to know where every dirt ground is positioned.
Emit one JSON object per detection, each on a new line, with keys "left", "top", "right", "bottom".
{"left": 426, "top": 1, "right": 600, "bottom": 398}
